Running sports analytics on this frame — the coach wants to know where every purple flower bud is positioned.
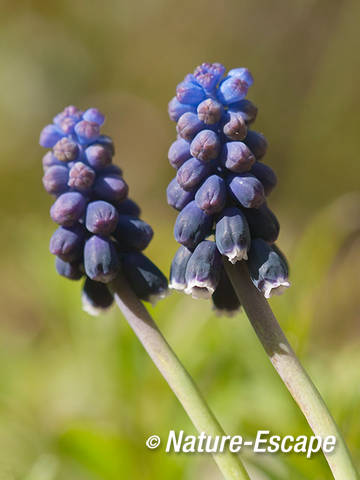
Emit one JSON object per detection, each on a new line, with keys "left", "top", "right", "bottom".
{"left": 227, "top": 67, "right": 254, "bottom": 87}
{"left": 96, "top": 135, "right": 115, "bottom": 155}
{"left": 193, "top": 62, "right": 226, "bottom": 90}
{"left": 59, "top": 117, "right": 77, "bottom": 135}
{"left": 42, "top": 165, "right": 69, "bottom": 195}
{"left": 74, "top": 120, "right": 100, "bottom": 144}
{"left": 195, "top": 175, "right": 226, "bottom": 214}
{"left": 85, "top": 144, "right": 112, "bottom": 170}
{"left": 49, "top": 224, "right": 85, "bottom": 262}
{"left": 247, "top": 239, "right": 290, "bottom": 298}
{"left": 122, "top": 252, "right": 168, "bottom": 304}
{"left": 174, "top": 201, "right": 213, "bottom": 249}
{"left": 197, "top": 98, "right": 223, "bottom": 124}
{"left": 221, "top": 142, "right": 255, "bottom": 173}
{"left": 82, "top": 108, "right": 105, "bottom": 126}
{"left": 168, "top": 138, "right": 191, "bottom": 169}
{"left": 229, "top": 99, "right": 258, "bottom": 124}
{"left": 84, "top": 235, "right": 120, "bottom": 283}
{"left": 166, "top": 178, "right": 195, "bottom": 211}
{"left": 176, "top": 157, "right": 212, "bottom": 191}
{"left": 82, "top": 277, "right": 114, "bottom": 315}
{"left": 114, "top": 215, "right": 153, "bottom": 251}
{"left": 212, "top": 268, "right": 241, "bottom": 316}
{"left": 42, "top": 152, "right": 62, "bottom": 171}
{"left": 242, "top": 203, "right": 280, "bottom": 243}
{"left": 53, "top": 137, "right": 79, "bottom": 162}
{"left": 85, "top": 200, "right": 119, "bottom": 235}
{"left": 100, "top": 164, "right": 123, "bottom": 176}
{"left": 169, "top": 245, "right": 192, "bottom": 291}
{"left": 244, "top": 130, "right": 268, "bottom": 159}
{"left": 50, "top": 192, "right": 87, "bottom": 226}
{"left": 223, "top": 112, "right": 247, "bottom": 141}
{"left": 68, "top": 162, "right": 96, "bottom": 192}
{"left": 218, "top": 76, "right": 249, "bottom": 105}
{"left": 114, "top": 198, "right": 141, "bottom": 217}
{"left": 228, "top": 174, "right": 265, "bottom": 208}
{"left": 55, "top": 257, "right": 83, "bottom": 280}
{"left": 93, "top": 175, "right": 129, "bottom": 203}
{"left": 176, "top": 81, "right": 206, "bottom": 105}
{"left": 190, "top": 130, "right": 220, "bottom": 162}
{"left": 60, "top": 105, "right": 83, "bottom": 121}
{"left": 215, "top": 207, "right": 250, "bottom": 263}
{"left": 176, "top": 112, "right": 204, "bottom": 141}
{"left": 250, "top": 162, "right": 277, "bottom": 196}
{"left": 168, "top": 97, "right": 196, "bottom": 122}
{"left": 184, "top": 240, "right": 222, "bottom": 299}
{"left": 39, "top": 125, "right": 64, "bottom": 148}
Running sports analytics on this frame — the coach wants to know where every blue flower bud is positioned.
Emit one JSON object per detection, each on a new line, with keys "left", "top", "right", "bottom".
{"left": 42, "top": 152, "right": 62, "bottom": 171}
{"left": 247, "top": 239, "right": 290, "bottom": 298}
{"left": 84, "top": 235, "right": 120, "bottom": 283}
{"left": 82, "top": 277, "right": 114, "bottom": 315}
{"left": 53, "top": 137, "right": 80, "bottom": 162}
{"left": 96, "top": 134, "right": 115, "bottom": 155}
{"left": 93, "top": 174, "right": 129, "bottom": 203}
{"left": 50, "top": 191, "right": 87, "bottom": 226}
{"left": 82, "top": 108, "right": 105, "bottom": 126}
{"left": 215, "top": 207, "right": 250, "bottom": 263}
{"left": 100, "top": 164, "right": 123, "bottom": 176}
{"left": 223, "top": 112, "right": 247, "bottom": 141}
{"left": 242, "top": 203, "right": 279, "bottom": 243}
{"left": 68, "top": 162, "right": 96, "bottom": 192}
{"left": 227, "top": 67, "right": 254, "bottom": 87}
{"left": 54, "top": 105, "right": 83, "bottom": 123}
{"left": 197, "top": 98, "right": 223, "bottom": 124}
{"left": 184, "top": 240, "right": 222, "bottom": 299}
{"left": 190, "top": 130, "right": 220, "bottom": 162}
{"left": 195, "top": 174, "right": 226, "bottom": 214}
{"left": 244, "top": 130, "right": 268, "bottom": 159}
{"left": 114, "top": 198, "right": 141, "bottom": 217}
{"left": 176, "top": 112, "right": 204, "bottom": 141}
{"left": 168, "top": 138, "right": 191, "bottom": 169}
{"left": 228, "top": 173, "right": 265, "bottom": 208}
{"left": 74, "top": 120, "right": 100, "bottom": 145}
{"left": 85, "top": 144, "right": 112, "bottom": 170}
{"left": 42, "top": 165, "right": 69, "bottom": 195}
{"left": 221, "top": 142, "right": 255, "bottom": 173}
{"left": 212, "top": 268, "right": 241, "bottom": 315}
{"left": 59, "top": 117, "right": 77, "bottom": 135}
{"left": 114, "top": 215, "right": 153, "bottom": 251}
{"left": 250, "top": 162, "right": 277, "bottom": 196}
{"left": 176, "top": 81, "right": 206, "bottom": 105}
{"left": 218, "top": 76, "right": 250, "bottom": 105}
{"left": 174, "top": 201, "right": 213, "bottom": 249}
{"left": 193, "top": 62, "right": 226, "bottom": 90}
{"left": 122, "top": 252, "right": 168, "bottom": 304}
{"left": 176, "top": 157, "right": 212, "bottom": 191}
{"left": 229, "top": 99, "right": 258, "bottom": 124}
{"left": 85, "top": 200, "right": 119, "bottom": 235}
{"left": 168, "top": 97, "right": 196, "bottom": 122}
{"left": 55, "top": 257, "right": 83, "bottom": 280}
{"left": 169, "top": 245, "right": 192, "bottom": 291}
{"left": 39, "top": 125, "right": 64, "bottom": 148}
{"left": 166, "top": 178, "right": 195, "bottom": 211}
{"left": 50, "top": 224, "right": 85, "bottom": 262}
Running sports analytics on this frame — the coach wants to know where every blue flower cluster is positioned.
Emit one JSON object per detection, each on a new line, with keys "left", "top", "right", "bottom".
{"left": 167, "top": 63, "right": 289, "bottom": 315}
{"left": 40, "top": 106, "right": 167, "bottom": 314}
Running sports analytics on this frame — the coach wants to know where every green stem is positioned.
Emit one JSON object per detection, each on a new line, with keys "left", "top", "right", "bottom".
{"left": 224, "top": 260, "right": 359, "bottom": 480}
{"left": 110, "top": 274, "right": 250, "bottom": 480}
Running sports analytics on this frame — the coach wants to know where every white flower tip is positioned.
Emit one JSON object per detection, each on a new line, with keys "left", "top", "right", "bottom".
{"left": 184, "top": 279, "right": 214, "bottom": 299}
{"left": 169, "top": 280, "right": 186, "bottom": 291}
{"left": 148, "top": 288, "right": 170, "bottom": 306}
{"left": 226, "top": 246, "right": 248, "bottom": 264}
{"left": 263, "top": 279, "right": 290, "bottom": 299}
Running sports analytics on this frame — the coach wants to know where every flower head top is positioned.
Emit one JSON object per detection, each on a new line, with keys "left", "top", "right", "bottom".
{"left": 40, "top": 106, "right": 167, "bottom": 314}
{"left": 167, "top": 63, "right": 289, "bottom": 314}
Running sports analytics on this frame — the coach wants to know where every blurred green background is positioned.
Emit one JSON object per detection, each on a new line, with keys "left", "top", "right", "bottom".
{"left": 0, "top": 0, "right": 359, "bottom": 478}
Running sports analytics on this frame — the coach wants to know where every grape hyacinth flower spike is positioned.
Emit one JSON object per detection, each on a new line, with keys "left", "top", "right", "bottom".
{"left": 40, "top": 106, "right": 250, "bottom": 480}
{"left": 166, "top": 64, "right": 358, "bottom": 479}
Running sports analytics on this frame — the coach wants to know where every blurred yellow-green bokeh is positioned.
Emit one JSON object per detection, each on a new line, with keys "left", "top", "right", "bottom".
{"left": 0, "top": 0, "right": 359, "bottom": 478}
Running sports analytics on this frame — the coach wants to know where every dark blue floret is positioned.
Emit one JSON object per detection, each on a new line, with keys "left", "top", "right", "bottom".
{"left": 114, "top": 215, "right": 153, "bottom": 251}
{"left": 50, "top": 224, "right": 85, "bottom": 262}
{"left": 212, "top": 267, "right": 241, "bottom": 315}
{"left": 169, "top": 245, "right": 193, "bottom": 291}
{"left": 42, "top": 165, "right": 69, "bottom": 195}
{"left": 85, "top": 201, "right": 119, "bottom": 236}
{"left": 167, "top": 63, "right": 289, "bottom": 305}
{"left": 84, "top": 235, "right": 120, "bottom": 283}
{"left": 55, "top": 257, "right": 83, "bottom": 280}
{"left": 82, "top": 278, "right": 114, "bottom": 315}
